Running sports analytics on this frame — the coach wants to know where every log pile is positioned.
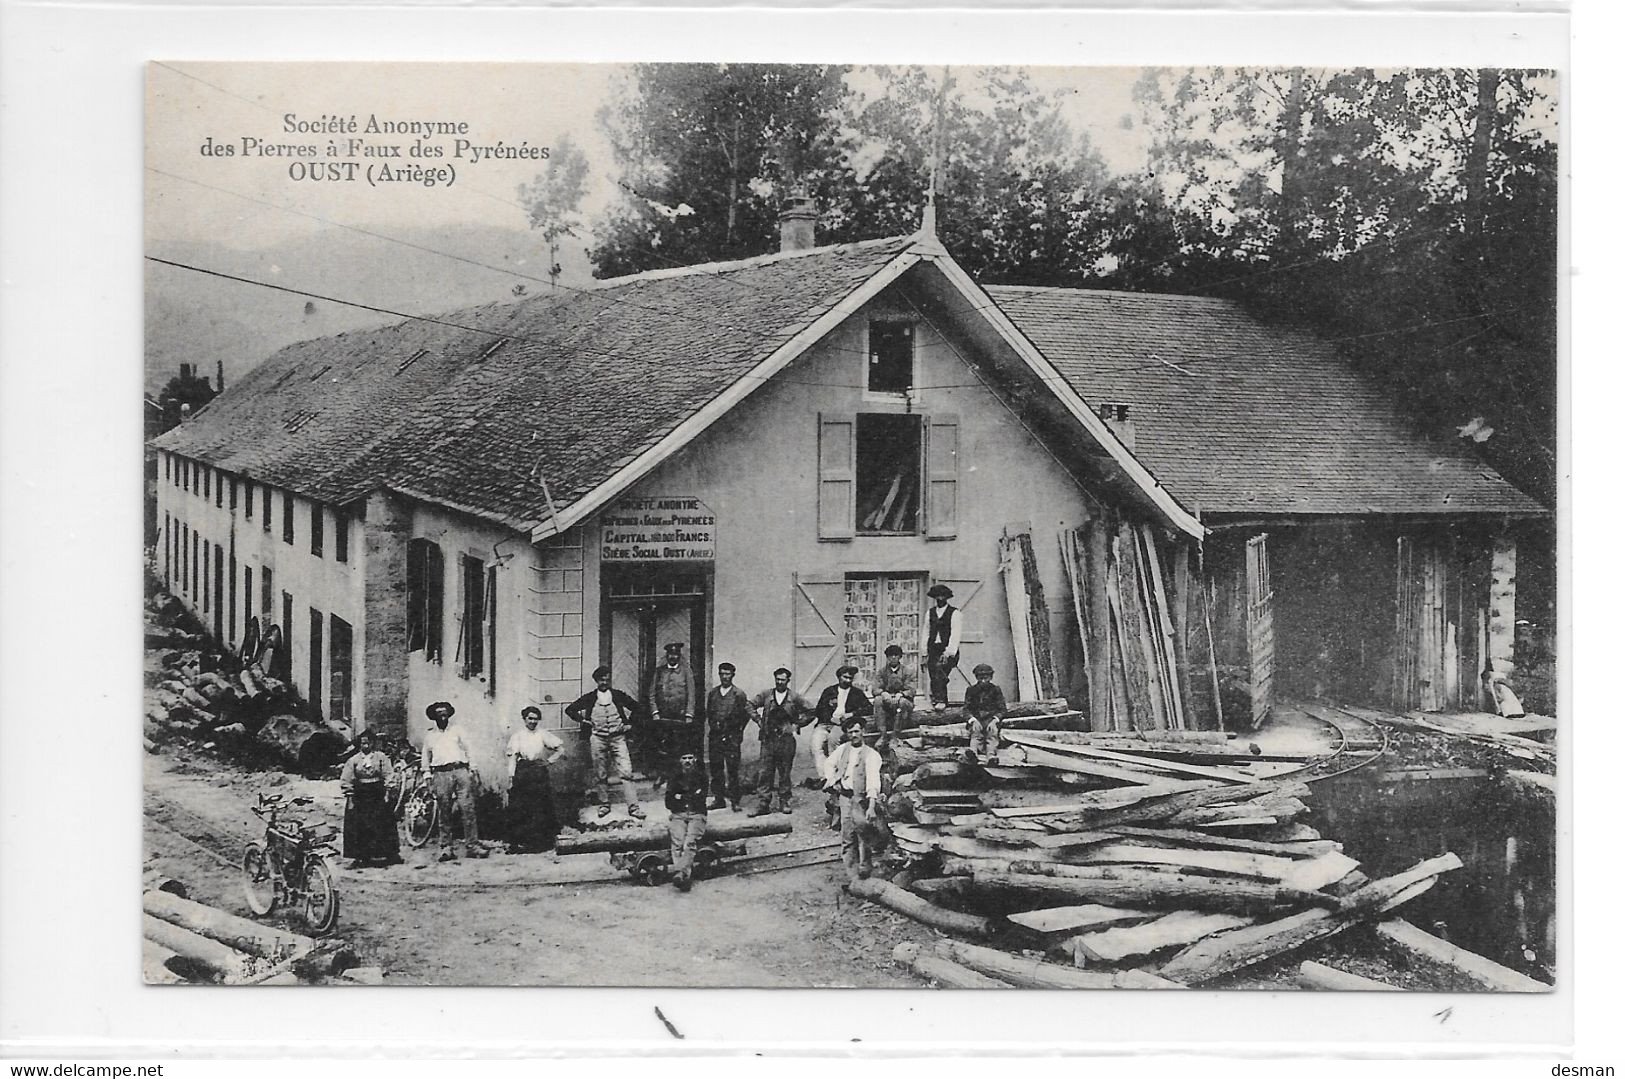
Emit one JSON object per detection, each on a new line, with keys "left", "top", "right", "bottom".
{"left": 145, "top": 588, "right": 346, "bottom": 773}
{"left": 861, "top": 717, "right": 1500, "bottom": 988}
{"left": 141, "top": 874, "right": 368, "bottom": 985}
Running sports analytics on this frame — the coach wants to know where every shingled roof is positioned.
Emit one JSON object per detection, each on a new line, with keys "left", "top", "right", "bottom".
{"left": 989, "top": 285, "right": 1544, "bottom": 518}
{"left": 152, "top": 235, "right": 918, "bottom": 532}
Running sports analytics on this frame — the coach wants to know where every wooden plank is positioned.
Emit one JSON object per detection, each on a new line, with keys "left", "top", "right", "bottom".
{"left": 974, "top": 827, "right": 1117, "bottom": 849}
{"left": 1140, "top": 524, "right": 1187, "bottom": 730}
{"left": 1114, "top": 525, "right": 1166, "bottom": 729}
{"left": 1065, "top": 843, "right": 1299, "bottom": 882}
{"left": 1004, "top": 740, "right": 1182, "bottom": 784}
{"left": 1105, "top": 826, "right": 1339, "bottom": 860}
{"left": 1073, "top": 910, "right": 1253, "bottom": 964}
{"left": 1375, "top": 918, "right": 1550, "bottom": 993}
{"left": 1005, "top": 732, "right": 1256, "bottom": 784}
{"left": 1084, "top": 521, "right": 1114, "bottom": 733}
{"left": 965, "top": 867, "right": 1339, "bottom": 915}
{"left": 1007, "top": 904, "right": 1157, "bottom": 935}
{"left": 1298, "top": 960, "right": 1402, "bottom": 991}
{"left": 1042, "top": 780, "right": 1302, "bottom": 831}
{"left": 1157, "top": 853, "right": 1462, "bottom": 984}
{"left": 988, "top": 780, "right": 1216, "bottom": 820}
{"left": 1278, "top": 851, "right": 1363, "bottom": 892}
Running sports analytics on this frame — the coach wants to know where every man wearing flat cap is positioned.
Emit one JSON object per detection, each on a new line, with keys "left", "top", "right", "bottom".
{"left": 923, "top": 583, "right": 963, "bottom": 712}
{"left": 749, "top": 667, "right": 814, "bottom": 816}
{"left": 422, "top": 701, "right": 485, "bottom": 861}
{"left": 809, "top": 665, "right": 873, "bottom": 821}
{"left": 644, "top": 641, "right": 697, "bottom": 790}
{"left": 964, "top": 663, "right": 1008, "bottom": 763}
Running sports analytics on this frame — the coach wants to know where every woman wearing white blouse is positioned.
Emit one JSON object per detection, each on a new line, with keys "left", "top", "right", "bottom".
{"left": 506, "top": 706, "right": 565, "bottom": 852}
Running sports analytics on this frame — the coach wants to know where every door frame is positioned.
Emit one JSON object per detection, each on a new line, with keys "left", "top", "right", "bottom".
{"left": 598, "top": 562, "right": 713, "bottom": 700}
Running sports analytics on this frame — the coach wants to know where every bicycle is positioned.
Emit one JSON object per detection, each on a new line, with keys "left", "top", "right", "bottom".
{"left": 391, "top": 747, "right": 438, "bottom": 849}
{"left": 242, "top": 793, "right": 342, "bottom": 936}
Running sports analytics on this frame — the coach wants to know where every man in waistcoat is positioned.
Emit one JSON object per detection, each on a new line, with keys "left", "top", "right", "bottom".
{"left": 749, "top": 667, "right": 814, "bottom": 816}
{"left": 923, "top": 584, "right": 963, "bottom": 711}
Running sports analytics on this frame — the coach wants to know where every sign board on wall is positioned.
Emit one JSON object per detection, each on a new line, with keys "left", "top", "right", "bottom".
{"left": 601, "top": 496, "right": 717, "bottom": 561}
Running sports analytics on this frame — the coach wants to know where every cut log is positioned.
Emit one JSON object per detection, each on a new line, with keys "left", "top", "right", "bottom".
{"left": 1298, "top": 960, "right": 1402, "bottom": 991}
{"left": 1073, "top": 910, "right": 1253, "bottom": 965}
{"left": 966, "top": 866, "right": 1340, "bottom": 914}
{"left": 891, "top": 942, "right": 1011, "bottom": 988}
{"left": 974, "top": 826, "right": 1116, "bottom": 850}
{"left": 1106, "top": 826, "right": 1339, "bottom": 860}
{"left": 990, "top": 780, "right": 1216, "bottom": 820}
{"left": 254, "top": 713, "right": 347, "bottom": 774}
{"left": 144, "top": 889, "right": 316, "bottom": 961}
{"left": 554, "top": 815, "right": 792, "bottom": 855}
{"left": 142, "top": 939, "right": 186, "bottom": 984}
{"left": 1156, "top": 852, "right": 1463, "bottom": 984}
{"left": 1045, "top": 780, "right": 1302, "bottom": 831}
{"left": 847, "top": 877, "right": 993, "bottom": 937}
{"left": 907, "top": 876, "right": 973, "bottom": 904}
{"left": 1007, "top": 904, "right": 1156, "bottom": 935}
{"left": 143, "top": 914, "right": 260, "bottom": 982}
{"left": 889, "top": 746, "right": 972, "bottom": 773}
{"left": 1374, "top": 919, "right": 1551, "bottom": 992}
{"left": 935, "top": 939, "right": 1182, "bottom": 990}
{"left": 1003, "top": 740, "right": 1180, "bottom": 785}
{"left": 1171, "top": 797, "right": 1307, "bottom": 827}
{"left": 902, "top": 761, "right": 989, "bottom": 789}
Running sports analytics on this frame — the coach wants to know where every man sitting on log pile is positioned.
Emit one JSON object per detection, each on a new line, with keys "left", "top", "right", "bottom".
{"left": 825, "top": 716, "right": 885, "bottom": 888}
{"left": 665, "top": 751, "right": 709, "bottom": 893}
{"left": 873, "top": 645, "right": 915, "bottom": 747}
{"left": 963, "top": 663, "right": 1007, "bottom": 764}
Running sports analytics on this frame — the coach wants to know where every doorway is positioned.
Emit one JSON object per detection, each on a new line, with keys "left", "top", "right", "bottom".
{"left": 604, "top": 568, "right": 709, "bottom": 698}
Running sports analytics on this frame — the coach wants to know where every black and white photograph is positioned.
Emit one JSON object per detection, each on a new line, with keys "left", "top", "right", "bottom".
{"left": 139, "top": 60, "right": 1558, "bottom": 992}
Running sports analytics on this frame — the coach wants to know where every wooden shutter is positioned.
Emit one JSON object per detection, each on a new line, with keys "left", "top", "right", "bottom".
{"left": 792, "top": 572, "right": 846, "bottom": 696}
{"left": 925, "top": 414, "right": 960, "bottom": 539}
{"left": 817, "top": 413, "right": 856, "bottom": 541}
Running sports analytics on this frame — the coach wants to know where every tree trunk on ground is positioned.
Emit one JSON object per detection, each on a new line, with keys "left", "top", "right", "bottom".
{"left": 553, "top": 815, "right": 791, "bottom": 855}
{"left": 1375, "top": 918, "right": 1550, "bottom": 992}
{"left": 144, "top": 888, "right": 316, "bottom": 961}
{"left": 891, "top": 942, "right": 1010, "bottom": 988}
{"left": 848, "top": 877, "right": 994, "bottom": 937}
{"left": 934, "top": 939, "right": 1182, "bottom": 990}
{"left": 962, "top": 865, "right": 1339, "bottom": 914}
{"left": 1297, "top": 960, "right": 1401, "bottom": 991}
{"left": 142, "top": 914, "right": 258, "bottom": 982}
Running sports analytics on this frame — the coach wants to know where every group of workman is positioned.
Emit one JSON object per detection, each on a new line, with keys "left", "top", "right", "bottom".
{"left": 395, "top": 584, "right": 1009, "bottom": 894}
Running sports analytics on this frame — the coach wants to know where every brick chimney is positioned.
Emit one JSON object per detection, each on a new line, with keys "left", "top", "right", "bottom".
{"left": 1098, "top": 402, "right": 1136, "bottom": 451}
{"left": 778, "top": 187, "right": 817, "bottom": 252}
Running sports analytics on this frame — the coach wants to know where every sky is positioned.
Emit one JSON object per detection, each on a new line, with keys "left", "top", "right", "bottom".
{"left": 145, "top": 62, "right": 1152, "bottom": 253}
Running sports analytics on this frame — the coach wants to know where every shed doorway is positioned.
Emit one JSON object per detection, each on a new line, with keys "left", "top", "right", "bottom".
{"left": 603, "top": 567, "right": 710, "bottom": 701}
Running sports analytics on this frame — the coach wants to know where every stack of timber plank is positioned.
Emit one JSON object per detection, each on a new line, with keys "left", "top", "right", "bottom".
{"left": 867, "top": 719, "right": 1496, "bottom": 988}
{"left": 1058, "top": 519, "right": 1207, "bottom": 734}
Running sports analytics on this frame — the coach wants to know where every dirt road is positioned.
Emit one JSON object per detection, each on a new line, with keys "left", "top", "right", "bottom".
{"left": 144, "top": 747, "right": 938, "bottom": 987}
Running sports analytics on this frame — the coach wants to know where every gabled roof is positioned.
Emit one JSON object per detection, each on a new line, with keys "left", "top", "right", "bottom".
{"left": 152, "top": 235, "right": 1202, "bottom": 538}
{"left": 989, "top": 285, "right": 1544, "bottom": 518}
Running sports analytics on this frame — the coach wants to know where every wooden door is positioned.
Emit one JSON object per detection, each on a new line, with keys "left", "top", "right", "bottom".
{"left": 1244, "top": 534, "right": 1275, "bottom": 729}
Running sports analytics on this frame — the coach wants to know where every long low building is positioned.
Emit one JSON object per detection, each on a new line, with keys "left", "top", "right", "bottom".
{"left": 151, "top": 213, "right": 1547, "bottom": 789}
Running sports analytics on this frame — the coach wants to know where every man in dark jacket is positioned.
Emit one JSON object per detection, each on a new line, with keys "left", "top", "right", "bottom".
{"left": 807, "top": 666, "right": 873, "bottom": 824}
{"left": 963, "top": 663, "right": 1008, "bottom": 763}
{"left": 565, "top": 667, "right": 645, "bottom": 820}
{"left": 644, "top": 641, "right": 697, "bottom": 790}
{"left": 705, "top": 662, "right": 752, "bottom": 811}
{"left": 749, "top": 667, "right": 814, "bottom": 816}
{"left": 665, "top": 750, "right": 708, "bottom": 892}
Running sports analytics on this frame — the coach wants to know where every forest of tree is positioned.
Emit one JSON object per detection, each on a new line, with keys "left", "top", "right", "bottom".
{"left": 531, "top": 64, "right": 1558, "bottom": 504}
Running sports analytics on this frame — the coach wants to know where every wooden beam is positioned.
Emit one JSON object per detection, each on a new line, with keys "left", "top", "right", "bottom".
{"left": 1004, "top": 732, "right": 1255, "bottom": 784}
{"left": 891, "top": 942, "right": 1011, "bottom": 989}
{"left": 1073, "top": 910, "right": 1253, "bottom": 965}
{"left": 1297, "top": 960, "right": 1402, "bottom": 991}
{"left": 1084, "top": 521, "right": 1114, "bottom": 733}
{"left": 847, "top": 877, "right": 994, "bottom": 938}
{"left": 935, "top": 939, "right": 1182, "bottom": 990}
{"left": 1374, "top": 918, "right": 1550, "bottom": 993}
{"left": 1006, "top": 903, "right": 1157, "bottom": 935}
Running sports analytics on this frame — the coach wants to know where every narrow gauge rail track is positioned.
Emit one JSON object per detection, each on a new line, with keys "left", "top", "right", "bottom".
{"left": 146, "top": 789, "right": 838, "bottom": 891}
{"left": 1277, "top": 703, "right": 1391, "bottom": 783}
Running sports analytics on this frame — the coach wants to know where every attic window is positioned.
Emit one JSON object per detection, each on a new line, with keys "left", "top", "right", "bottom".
{"left": 396, "top": 349, "right": 429, "bottom": 374}
{"left": 308, "top": 364, "right": 333, "bottom": 383}
{"left": 867, "top": 320, "right": 915, "bottom": 394}
{"left": 270, "top": 369, "right": 298, "bottom": 390}
{"left": 1098, "top": 402, "right": 1131, "bottom": 423}
{"left": 478, "top": 338, "right": 509, "bottom": 361}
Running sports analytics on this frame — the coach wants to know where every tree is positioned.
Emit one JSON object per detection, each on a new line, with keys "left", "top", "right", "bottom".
{"left": 155, "top": 366, "right": 217, "bottom": 433}
{"left": 518, "top": 135, "right": 591, "bottom": 290}
{"left": 589, "top": 64, "right": 855, "bottom": 277}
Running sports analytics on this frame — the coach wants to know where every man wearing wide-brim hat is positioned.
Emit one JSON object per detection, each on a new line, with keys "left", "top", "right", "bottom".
{"left": 922, "top": 583, "right": 963, "bottom": 712}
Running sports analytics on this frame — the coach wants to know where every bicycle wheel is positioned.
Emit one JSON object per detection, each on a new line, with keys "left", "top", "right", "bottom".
{"left": 303, "top": 856, "right": 340, "bottom": 936}
{"left": 242, "top": 842, "right": 279, "bottom": 916}
{"left": 403, "top": 786, "right": 437, "bottom": 849}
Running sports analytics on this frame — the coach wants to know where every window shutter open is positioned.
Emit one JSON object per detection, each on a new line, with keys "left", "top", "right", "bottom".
{"left": 925, "top": 414, "right": 960, "bottom": 539}
{"left": 818, "top": 413, "right": 856, "bottom": 541}
{"left": 792, "top": 572, "right": 846, "bottom": 696}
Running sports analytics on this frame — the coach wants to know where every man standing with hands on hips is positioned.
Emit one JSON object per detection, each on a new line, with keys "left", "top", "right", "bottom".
{"left": 923, "top": 584, "right": 962, "bottom": 712}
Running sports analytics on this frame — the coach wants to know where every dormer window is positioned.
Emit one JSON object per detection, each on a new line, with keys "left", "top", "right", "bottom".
{"left": 867, "top": 320, "right": 915, "bottom": 394}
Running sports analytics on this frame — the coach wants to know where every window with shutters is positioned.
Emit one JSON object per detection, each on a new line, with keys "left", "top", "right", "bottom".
{"left": 856, "top": 415, "right": 921, "bottom": 535}
{"left": 215, "top": 470, "right": 224, "bottom": 508}
{"left": 282, "top": 493, "right": 295, "bottom": 545}
{"left": 406, "top": 539, "right": 444, "bottom": 660}
{"left": 329, "top": 615, "right": 353, "bottom": 723}
{"left": 308, "top": 607, "right": 325, "bottom": 720}
{"left": 311, "top": 504, "right": 324, "bottom": 558}
{"left": 334, "top": 513, "right": 349, "bottom": 564}
{"left": 262, "top": 487, "right": 272, "bottom": 532}
{"left": 459, "top": 554, "right": 486, "bottom": 680}
{"left": 204, "top": 468, "right": 211, "bottom": 501}
{"left": 244, "top": 479, "right": 254, "bottom": 519}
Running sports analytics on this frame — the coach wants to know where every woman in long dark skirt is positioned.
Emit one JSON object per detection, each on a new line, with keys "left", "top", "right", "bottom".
{"left": 506, "top": 706, "right": 565, "bottom": 852}
{"left": 340, "top": 730, "right": 402, "bottom": 867}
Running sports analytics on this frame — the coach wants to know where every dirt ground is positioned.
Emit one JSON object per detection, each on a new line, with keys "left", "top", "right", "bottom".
{"left": 144, "top": 700, "right": 941, "bottom": 988}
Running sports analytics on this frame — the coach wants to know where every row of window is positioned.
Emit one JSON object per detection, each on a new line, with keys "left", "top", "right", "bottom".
{"left": 161, "top": 511, "right": 354, "bottom": 722}
{"left": 405, "top": 537, "right": 497, "bottom": 693}
{"left": 164, "top": 454, "right": 350, "bottom": 562}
